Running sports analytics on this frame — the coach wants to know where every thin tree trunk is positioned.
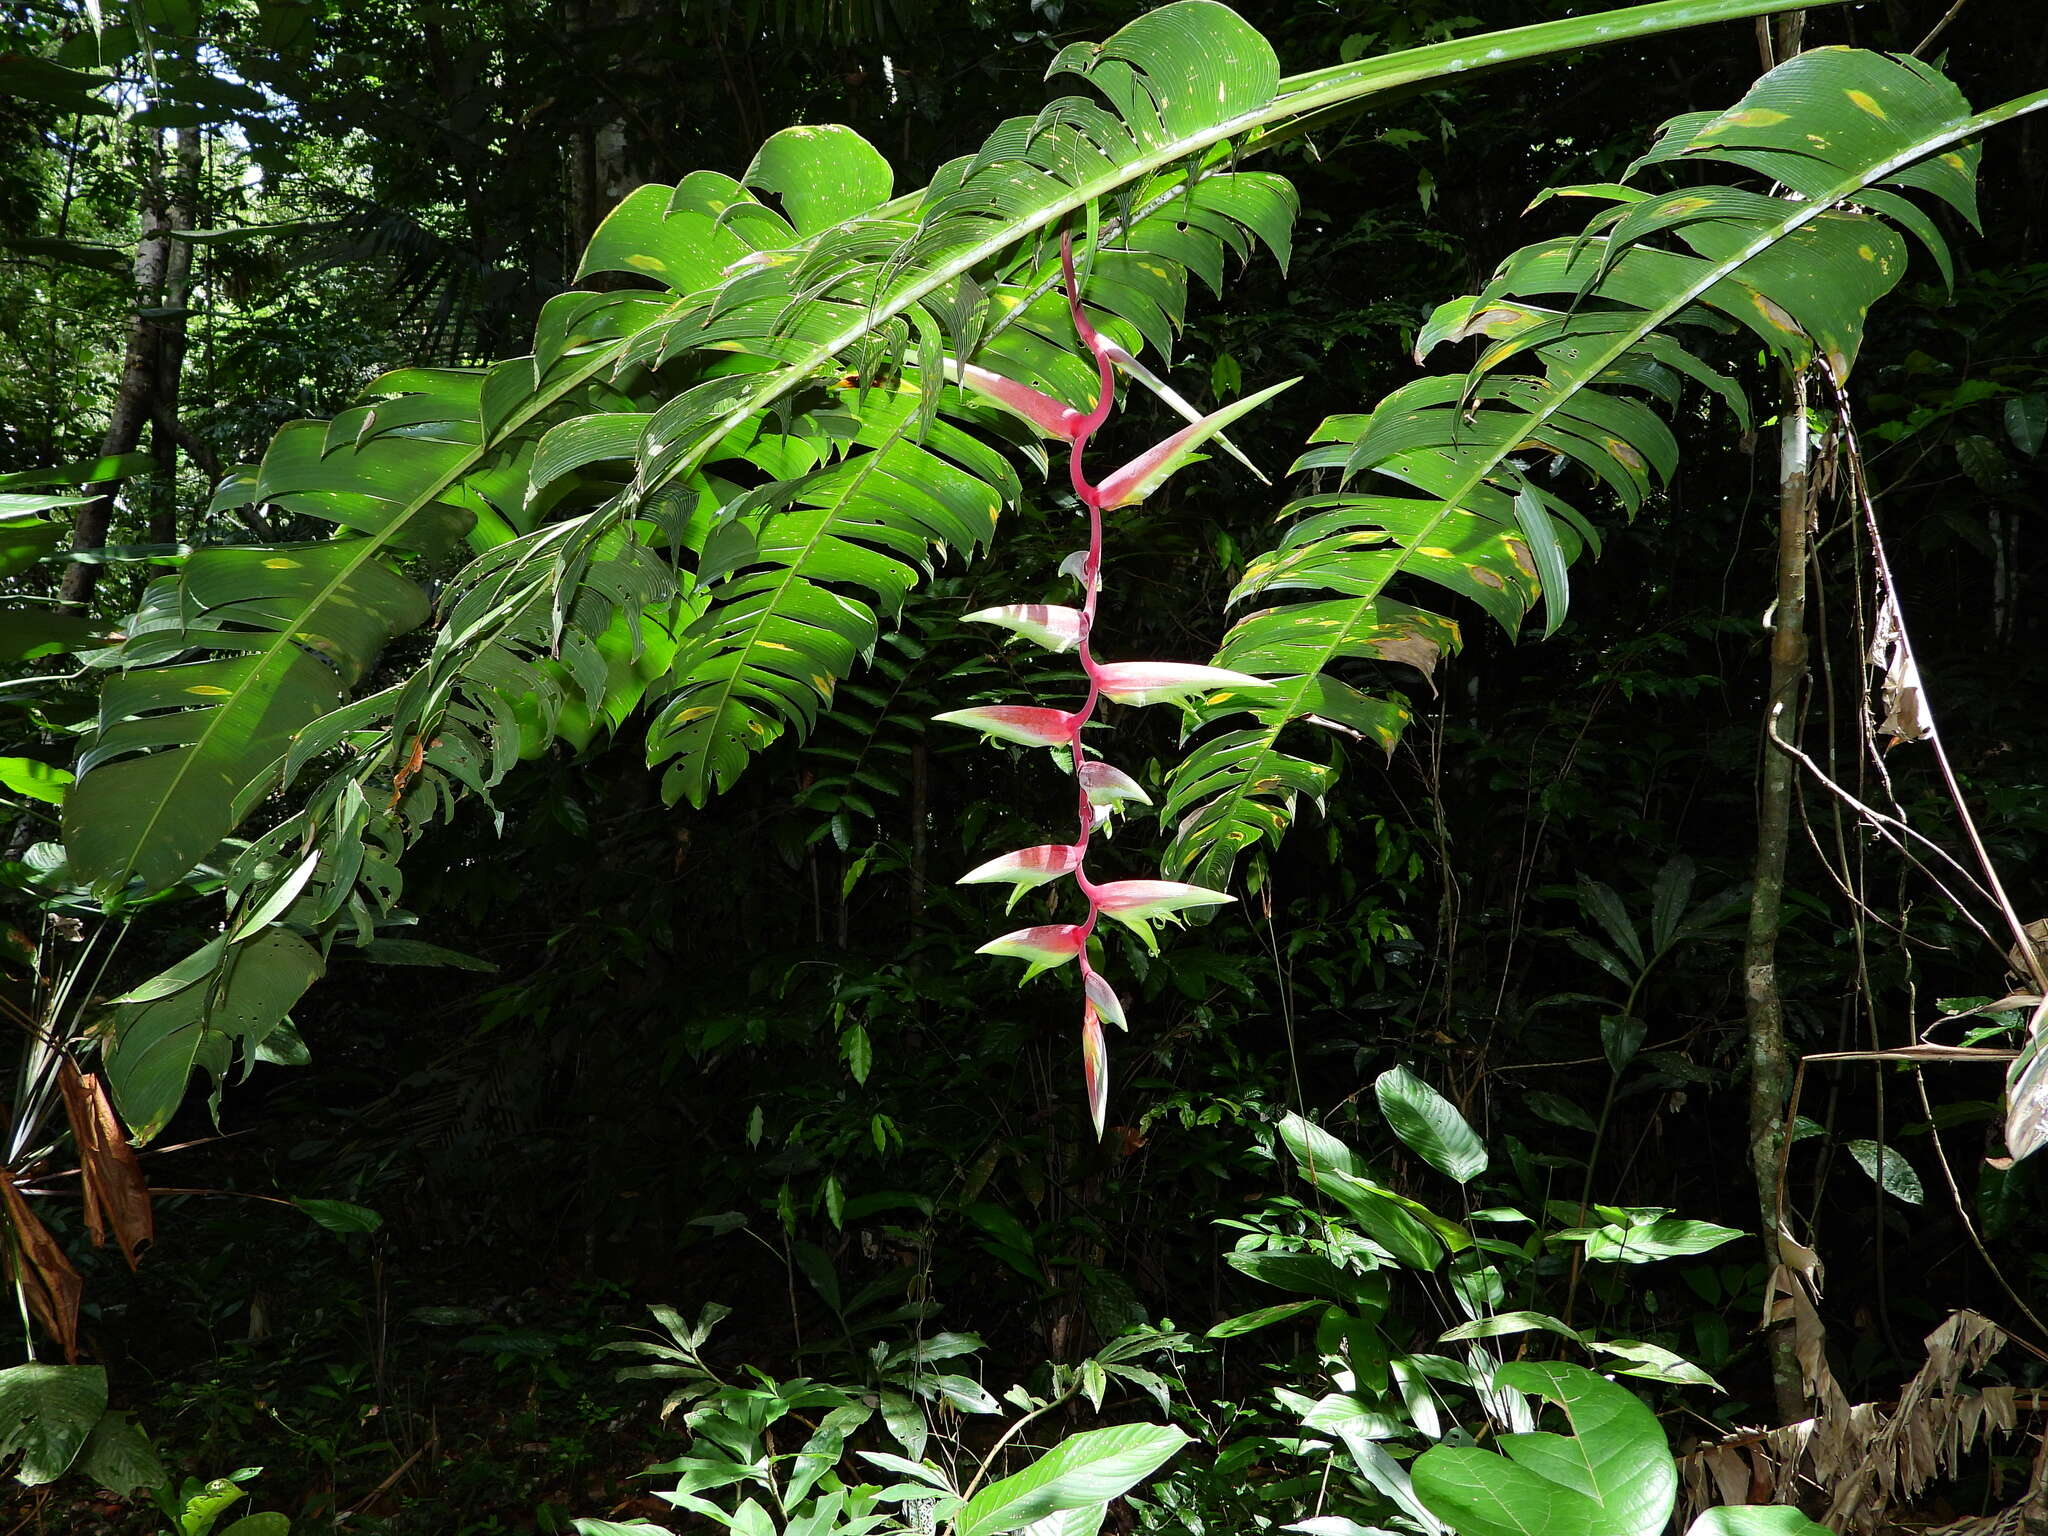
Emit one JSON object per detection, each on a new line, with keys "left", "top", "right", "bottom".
{"left": 147, "top": 126, "right": 201, "bottom": 546}
{"left": 60, "top": 133, "right": 173, "bottom": 611}
{"left": 1745, "top": 368, "right": 1811, "bottom": 1427}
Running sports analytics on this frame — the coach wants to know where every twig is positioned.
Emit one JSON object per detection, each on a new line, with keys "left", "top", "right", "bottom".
{"left": 1913, "top": 0, "right": 1973, "bottom": 57}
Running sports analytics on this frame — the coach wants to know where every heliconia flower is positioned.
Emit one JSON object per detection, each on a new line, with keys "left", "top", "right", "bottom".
{"left": 1095, "top": 338, "right": 1270, "bottom": 485}
{"left": 978, "top": 923, "right": 1088, "bottom": 982}
{"left": 933, "top": 705, "right": 1077, "bottom": 748}
{"left": 1093, "top": 880, "right": 1235, "bottom": 948}
{"left": 1093, "top": 661, "right": 1273, "bottom": 708}
{"left": 1078, "top": 760, "right": 1151, "bottom": 808}
{"left": 950, "top": 361, "right": 1087, "bottom": 441}
{"left": 963, "top": 604, "right": 1085, "bottom": 653}
{"left": 1091, "top": 879, "right": 1235, "bottom": 923}
{"left": 959, "top": 843, "right": 1083, "bottom": 911}
{"left": 1095, "top": 377, "right": 1299, "bottom": 509}
{"left": 1082, "top": 967, "right": 1127, "bottom": 1031}
{"left": 1081, "top": 1004, "right": 1109, "bottom": 1139}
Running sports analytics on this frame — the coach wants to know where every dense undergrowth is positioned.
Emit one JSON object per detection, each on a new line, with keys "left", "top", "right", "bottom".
{"left": 3, "top": 0, "right": 2048, "bottom": 1532}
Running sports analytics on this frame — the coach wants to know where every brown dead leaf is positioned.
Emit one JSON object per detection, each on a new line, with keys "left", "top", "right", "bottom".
{"left": 0, "top": 1174, "right": 81, "bottom": 1362}
{"left": 57, "top": 1061, "right": 152, "bottom": 1269}
{"left": 1683, "top": 1306, "right": 2028, "bottom": 1536}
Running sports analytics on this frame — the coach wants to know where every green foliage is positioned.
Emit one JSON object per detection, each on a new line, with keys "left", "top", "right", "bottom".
{"left": 0, "top": 1363, "right": 106, "bottom": 1486}
{"left": 598, "top": 1299, "right": 1187, "bottom": 1536}
{"left": 1164, "top": 45, "right": 2024, "bottom": 888}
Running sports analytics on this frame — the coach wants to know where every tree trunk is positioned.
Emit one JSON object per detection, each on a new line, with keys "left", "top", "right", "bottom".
{"left": 147, "top": 126, "right": 201, "bottom": 546}
{"left": 1745, "top": 368, "right": 1811, "bottom": 1427}
{"left": 60, "top": 132, "right": 174, "bottom": 611}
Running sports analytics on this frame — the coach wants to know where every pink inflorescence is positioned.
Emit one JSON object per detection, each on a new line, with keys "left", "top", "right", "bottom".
{"left": 940, "top": 233, "right": 1257, "bottom": 1138}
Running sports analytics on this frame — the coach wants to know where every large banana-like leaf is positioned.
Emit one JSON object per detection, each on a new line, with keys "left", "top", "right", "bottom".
{"left": 1165, "top": 48, "right": 2047, "bottom": 889}
{"left": 60, "top": 0, "right": 1833, "bottom": 899}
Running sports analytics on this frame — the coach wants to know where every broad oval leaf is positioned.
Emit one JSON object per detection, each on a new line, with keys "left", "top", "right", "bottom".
{"left": 1844, "top": 1139, "right": 1924, "bottom": 1205}
{"left": 0, "top": 1363, "right": 107, "bottom": 1486}
{"left": 954, "top": 1423, "right": 1189, "bottom": 1536}
{"left": 1413, "top": 1362, "right": 1674, "bottom": 1536}
{"left": 1374, "top": 1066, "right": 1488, "bottom": 1184}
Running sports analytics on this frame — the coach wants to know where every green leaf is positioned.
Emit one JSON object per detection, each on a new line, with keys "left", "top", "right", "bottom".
{"left": 293, "top": 1198, "right": 384, "bottom": 1235}
{"left": 1206, "top": 1299, "right": 1326, "bottom": 1337}
{"left": 0, "top": 757, "right": 72, "bottom": 805}
{"left": 744, "top": 124, "right": 894, "bottom": 236}
{"left": 1374, "top": 1066, "right": 1488, "bottom": 1183}
{"left": 1225, "top": 1250, "right": 1389, "bottom": 1308}
{"left": 1584, "top": 1339, "right": 1720, "bottom": 1389}
{"left": 955, "top": 1424, "right": 1188, "bottom": 1536}
{"left": 1576, "top": 1217, "right": 1742, "bottom": 1263}
{"left": 1021, "top": 1505, "right": 1109, "bottom": 1536}
{"left": 1439, "top": 1311, "right": 1584, "bottom": 1345}
{"left": 104, "top": 931, "right": 325, "bottom": 1142}
{"left": 1845, "top": 1139, "right": 1924, "bottom": 1205}
{"left": 2005, "top": 394, "right": 2047, "bottom": 456}
{"left": 1412, "top": 1363, "right": 1675, "bottom": 1536}
{"left": 76, "top": 1411, "right": 166, "bottom": 1498}
{"left": 219, "top": 1517, "right": 291, "bottom": 1536}
{"left": 0, "top": 1365, "right": 107, "bottom": 1486}
{"left": 1526, "top": 1091, "right": 1600, "bottom": 1134}
{"left": 63, "top": 536, "right": 436, "bottom": 895}
{"left": 1686, "top": 1508, "right": 1834, "bottom": 1536}
{"left": 1276, "top": 1111, "right": 1365, "bottom": 1179}
{"left": 1169, "top": 43, "right": 2038, "bottom": 889}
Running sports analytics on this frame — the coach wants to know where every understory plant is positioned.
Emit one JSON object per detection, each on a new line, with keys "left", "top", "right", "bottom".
{"left": 583, "top": 1300, "right": 1190, "bottom": 1536}
{"left": 1145, "top": 1085, "right": 1840, "bottom": 1536}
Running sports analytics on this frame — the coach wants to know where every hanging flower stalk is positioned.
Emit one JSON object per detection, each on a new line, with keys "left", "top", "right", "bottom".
{"left": 938, "top": 235, "right": 1294, "bottom": 1137}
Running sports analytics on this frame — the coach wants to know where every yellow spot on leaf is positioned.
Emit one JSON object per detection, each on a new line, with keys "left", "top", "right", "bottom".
{"left": 1941, "top": 153, "right": 1966, "bottom": 171}
{"left": 672, "top": 706, "right": 716, "bottom": 725}
{"left": 1713, "top": 107, "right": 1790, "bottom": 130}
{"left": 627, "top": 254, "right": 668, "bottom": 272}
{"left": 1751, "top": 290, "right": 1802, "bottom": 337}
{"left": 262, "top": 557, "right": 300, "bottom": 569}
{"left": 758, "top": 641, "right": 795, "bottom": 652}
{"left": 1606, "top": 437, "right": 1645, "bottom": 472}
{"left": 1470, "top": 566, "right": 1507, "bottom": 590}
{"left": 1846, "top": 89, "right": 1887, "bottom": 119}
{"left": 185, "top": 684, "right": 232, "bottom": 696}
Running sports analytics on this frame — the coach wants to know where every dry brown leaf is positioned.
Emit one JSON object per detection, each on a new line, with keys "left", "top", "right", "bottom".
{"left": 0, "top": 1174, "right": 82, "bottom": 1363}
{"left": 1681, "top": 1308, "right": 2031, "bottom": 1536}
{"left": 57, "top": 1060, "right": 152, "bottom": 1269}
